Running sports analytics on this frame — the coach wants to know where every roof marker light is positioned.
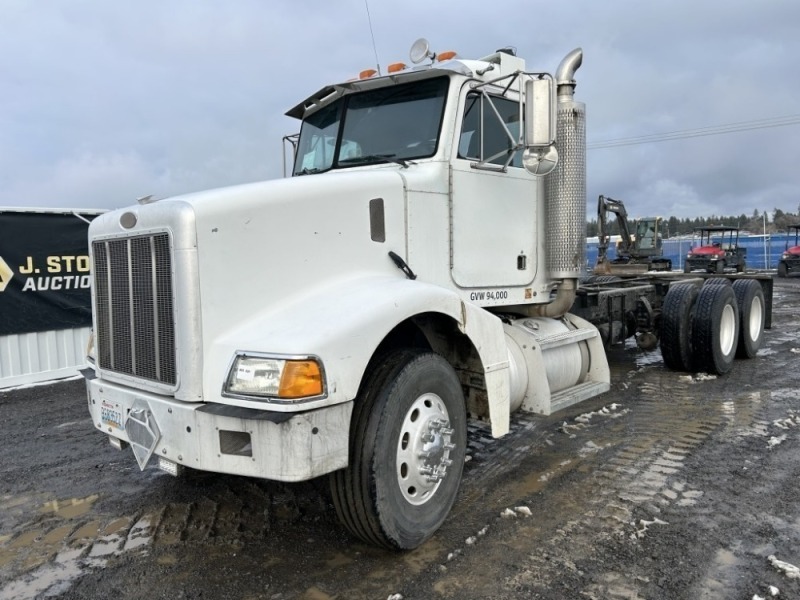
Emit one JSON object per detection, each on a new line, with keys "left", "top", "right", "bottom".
{"left": 387, "top": 62, "right": 406, "bottom": 73}
{"left": 437, "top": 51, "right": 457, "bottom": 61}
{"left": 359, "top": 69, "right": 378, "bottom": 80}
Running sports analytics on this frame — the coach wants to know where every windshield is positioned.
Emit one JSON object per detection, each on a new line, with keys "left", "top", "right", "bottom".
{"left": 292, "top": 77, "right": 449, "bottom": 176}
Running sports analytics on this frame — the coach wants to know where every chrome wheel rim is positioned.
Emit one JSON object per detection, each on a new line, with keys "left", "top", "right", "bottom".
{"left": 396, "top": 392, "right": 455, "bottom": 506}
{"left": 748, "top": 296, "right": 763, "bottom": 342}
{"left": 720, "top": 304, "right": 737, "bottom": 356}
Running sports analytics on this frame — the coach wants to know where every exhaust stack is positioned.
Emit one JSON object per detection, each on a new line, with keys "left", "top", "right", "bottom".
{"left": 544, "top": 48, "right": 586, "bottom": 280}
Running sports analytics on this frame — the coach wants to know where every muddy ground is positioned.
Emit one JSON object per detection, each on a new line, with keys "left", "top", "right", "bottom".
{"left": 1, "top": 278, "right": 799, "bottom": 600}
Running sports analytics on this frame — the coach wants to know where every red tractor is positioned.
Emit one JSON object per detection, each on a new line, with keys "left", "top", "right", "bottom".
{"left": 684, "top": 226, "right": 747, "bottom": 274}
{"left": 778, "top": 224, "right": 800, "bottom": 277}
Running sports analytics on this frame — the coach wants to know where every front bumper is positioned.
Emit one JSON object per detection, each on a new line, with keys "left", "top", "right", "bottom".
{"left": 685, "top": 257, "right": 718, "bottom": 272}
{"left": 85, "top": 372, "right": 352, "bottom": 482}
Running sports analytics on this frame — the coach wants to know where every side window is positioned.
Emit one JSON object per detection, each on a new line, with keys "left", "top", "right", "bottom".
{"left": 458, "top": 92, "right": 522, "bottom": 168}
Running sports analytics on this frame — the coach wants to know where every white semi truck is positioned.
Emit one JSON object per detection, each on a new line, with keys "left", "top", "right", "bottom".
{"left": 84, "top": 40, "right": 771, "bottom": 550}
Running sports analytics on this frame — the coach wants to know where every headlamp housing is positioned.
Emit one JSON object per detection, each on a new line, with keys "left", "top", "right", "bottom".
{"left": 224, "top": 353, "right": 326, "bottom": 402}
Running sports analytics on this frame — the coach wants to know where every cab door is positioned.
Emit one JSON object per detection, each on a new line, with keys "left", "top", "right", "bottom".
{"left": 450, "top": 89, "right": 539, "bottom": 288}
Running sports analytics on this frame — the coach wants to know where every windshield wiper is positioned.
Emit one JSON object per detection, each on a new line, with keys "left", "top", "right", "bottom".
{"left": 296, "top": 167, "right": 323, "bottom": 176}
{"left": 339, "top": 154, "right": 411, "bottom": 168}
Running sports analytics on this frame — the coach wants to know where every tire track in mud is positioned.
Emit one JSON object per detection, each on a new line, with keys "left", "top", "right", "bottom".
{"left": 0, "top": 477, "right": 322, "bottom": 599}
{"left": 1, "top": 373, "right": 795, "bottom": 600}
{"left": 420, "top": 361, "right": 800, "bottom": 600}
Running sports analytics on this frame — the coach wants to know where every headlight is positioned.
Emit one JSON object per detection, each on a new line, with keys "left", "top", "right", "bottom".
{"left": 782, "top": 253, "right": 790, "bottom": 260}
{"left": 225, "top": 354, "right": 325, "bottom": 400}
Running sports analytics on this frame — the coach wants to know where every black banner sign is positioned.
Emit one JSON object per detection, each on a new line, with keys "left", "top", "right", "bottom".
{"left": 0, "top": 211, "right": 101, "bottom": 336}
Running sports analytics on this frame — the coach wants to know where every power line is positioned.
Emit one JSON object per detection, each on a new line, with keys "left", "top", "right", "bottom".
{"left": 588, "top": 114, "right": 800, "bottom": 149}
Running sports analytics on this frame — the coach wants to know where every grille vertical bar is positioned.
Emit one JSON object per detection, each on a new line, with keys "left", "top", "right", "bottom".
{"left": 93, "top": 233, "right": 176, "bottom": 386}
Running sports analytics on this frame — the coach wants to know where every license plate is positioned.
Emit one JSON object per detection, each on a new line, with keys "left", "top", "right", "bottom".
{"left": 101, "top": 399, "right": 125, "bottom": 431}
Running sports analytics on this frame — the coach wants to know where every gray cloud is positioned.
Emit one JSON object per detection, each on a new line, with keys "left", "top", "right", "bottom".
{"left": 1, "top": 0, "right": 798, "bottom": 219}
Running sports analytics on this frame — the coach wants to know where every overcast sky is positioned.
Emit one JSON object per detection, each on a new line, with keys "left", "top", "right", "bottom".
{"left": 2, "top": 0, "right": 799, "bottom": 219}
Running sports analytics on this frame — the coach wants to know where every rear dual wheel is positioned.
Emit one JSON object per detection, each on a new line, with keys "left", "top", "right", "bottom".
{"left": 690, "top": 283, "right": 739, "bottom": 375}
{"left": 660, "top": 283, "right": 698, "bottom": 372}
{"left": 330, "top": 350, "right": 466, "bottom": 550}
{"left": 732, "top": 279, "right": 765, "bottom": 358}
{"left": 660, "top": 282, "right": 744, "bottom": 375}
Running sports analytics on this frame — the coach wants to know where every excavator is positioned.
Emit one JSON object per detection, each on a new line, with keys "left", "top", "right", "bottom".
{"left": 594, "top": 195, "right": 672, "bottom": 275}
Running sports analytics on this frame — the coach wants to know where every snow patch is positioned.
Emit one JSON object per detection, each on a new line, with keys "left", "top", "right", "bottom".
{"left": 560, "top": 405, "right": 629, "bottom": 436}
{"left": 579, "top": 440, "right": 606, "bottom": 456}
{"left": 773, "top": 411, "right": 800, "bottom": 430}
{"left": 387, "top": 594, "right": 404, "bottom": 600}
{"left": 769, "top": 555, "right": 800, "bottom": 579}
{"left": 679, "top": 372, "right": 718, "bottom": 383}
{"left": 768, "top": 435, "right": 787, "bottom": 449}
{"left": 631, "top": 518, "right": 668, "bottom": 540}
{"left": 514, "top": 506, "right": 532, "bottom": 517}
{"left": 500, "top": 508, "right": 517, "bottom": 519}
{"left": 446, "top": 549, "right": 462, "bottom": 561}
{"left": 790, "top": 348, "right": 800, "bottom": 354}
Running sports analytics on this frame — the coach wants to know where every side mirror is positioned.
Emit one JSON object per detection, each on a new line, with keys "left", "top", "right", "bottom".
{"left": 522, "top": 77, "right": 558, "bottom": 176}
{"left": 524, "top": 77, "right": 555, "bottom": 148}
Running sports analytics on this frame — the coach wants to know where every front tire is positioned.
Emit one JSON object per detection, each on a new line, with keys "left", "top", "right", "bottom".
{"left": 330, "top": 350, "right": 466, "bottom": 550}
{"left": 778, "top": 262, "right": 788, "bottom": 278}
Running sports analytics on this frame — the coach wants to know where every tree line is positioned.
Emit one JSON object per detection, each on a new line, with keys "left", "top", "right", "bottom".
{"left": 587, "top": 207, "right": 800, "bottom": 238}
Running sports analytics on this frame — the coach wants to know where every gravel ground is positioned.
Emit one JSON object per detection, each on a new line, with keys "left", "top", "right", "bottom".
{"left": 1, "top": 278, "right": 799, "bottom": 600}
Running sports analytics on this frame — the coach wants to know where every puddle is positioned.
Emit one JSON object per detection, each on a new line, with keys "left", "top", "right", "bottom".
{"left": 0, "top": 546, "right": 86, "bottom": 600}
{"left": 0, "top": 497, "right": 147, "bottom": 600}
{"left": 40, "top": 495, "right": 99, "bottom": 520}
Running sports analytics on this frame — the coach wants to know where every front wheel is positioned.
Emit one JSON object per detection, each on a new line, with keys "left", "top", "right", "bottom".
{"left": 778, "top": 262, "right": 788, "bottom": 278}
{"left": 330, "top": 350, "right": 467, "bottom": 550}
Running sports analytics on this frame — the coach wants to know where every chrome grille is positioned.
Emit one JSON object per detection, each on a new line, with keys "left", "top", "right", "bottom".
{"left": 93, "top": 233, "right": 176, "bottom": 386}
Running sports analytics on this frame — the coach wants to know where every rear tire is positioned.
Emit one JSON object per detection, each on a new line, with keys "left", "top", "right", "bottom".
{"left": 660, "top": 283, "right": 699, "bottom": 372}
{"left": 691, "top": 284, "right": 739, "bottom": 375}
{"left": 704, "top": 277, "right": 731, "bottom": 286}
{"left": 732, "top": 279, "right": 765, "bottom": 358}
{"left": 330, "top": 350, "right": 466, "bottom": 550}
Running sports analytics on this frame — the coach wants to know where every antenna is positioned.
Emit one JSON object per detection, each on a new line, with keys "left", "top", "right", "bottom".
{"left": 364, "top": 0, "right": 381, "bottom": 75}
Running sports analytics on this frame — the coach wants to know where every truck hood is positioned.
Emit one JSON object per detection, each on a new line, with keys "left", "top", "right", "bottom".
{"left": 185, "top": 169, "right": 409, "bottom": 346}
